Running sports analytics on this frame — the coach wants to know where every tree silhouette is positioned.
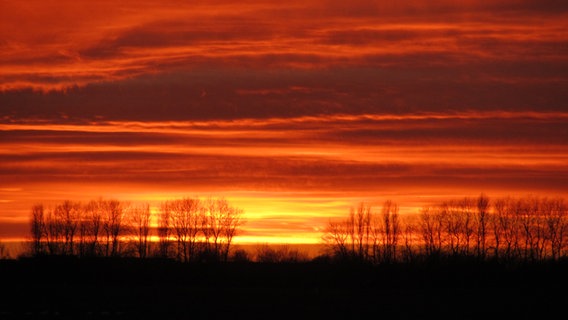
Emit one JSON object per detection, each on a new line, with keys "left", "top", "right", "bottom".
{"left": 102, "top": 199, "right": 125, "bottom": 257}
{"left": 128, "top": 203, "right": 151, "bottom": 259}
{"left": 23, "top": 193, "right": 568, "bottom": 265}
{"left": 55, "top": 200, "right": 80, "bottom": 255}
{"left": 255, "top": 244, "right": 308, "bottom": 263}
{"left": 84, "top": 199, "right": 104, "bottom": 257}
{"left": 163, "top": 198, "right": 201, "bottom": 262}
{"left": 380, "top": 200, "right": 400, "bottom": 263}
{"left": 476, "top": 194, "right": 490, "bottom": 259}
{"left": 323, "top": 201, "right": 400, "bottom": 263}
{"left": 30, "top": 204, "right": 45, "bottom": 256}
{"left": 157, "top": 202, "right": 172, "bottom": 259}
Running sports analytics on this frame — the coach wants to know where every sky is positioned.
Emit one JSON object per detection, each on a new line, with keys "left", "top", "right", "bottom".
{"left": 1, "top": 0, "right": 567, "bottom": 244}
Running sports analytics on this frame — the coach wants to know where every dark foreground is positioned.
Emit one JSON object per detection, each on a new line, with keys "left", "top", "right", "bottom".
{"left": 0, "top": 257, "right": 567, "bottom": 319}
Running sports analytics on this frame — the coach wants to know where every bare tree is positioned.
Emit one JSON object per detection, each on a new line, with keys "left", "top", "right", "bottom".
{"left": 202, "top": 198, "right": 225, "bottom": 261}
{"left": 202, "top": 198, "right": 244, "bottom": 262}
{"left": 155, "top": 196, "right": 245, "bottom": 262}
{"left": 45, "top": 207, "right": 63, "bottom": 255}
{"left": 459, "top": 198, "right": 475, "bottom": 255}
{"left": 0, "top": 242, "right": 9, "bottom": 259}
{"left": 26, "top": 196, "right": 246, "bottom": 261}
{"left": 157, "top": 202, "right": 172, "bottom": 258}
{"left": 200, "top": 203, "right": 211, "bottom": 258}
{"left": 350, "top": 203, "right": 371, "bottom": 261}
{"left": 255, "top": 244, "right": 308, "bottom": 263}
{"left": 475, "top": 194, "right": 490, "bottom": 260}
{"left": 502, "top": 197, "right": 522, "bottom": 261}
{"left": 545, "top": 198, "right": 567, "bottom": 260}
{"left": 322, "top": 220, "right": 350, "bottom": 259}
{"left": 323, "top": 201, "right": 397, "bottom": 264}
{"left": 78, "top": 210, "right": 88, "bottom": 258}
{"left": 442, "top": 202, "right": 459, "bottom": 256}
{"left": 206, "top": 198, "right": 223, "bottom": 260}
{"left": 517, "top": 197, "right": 535, "bottom": 261}
{"left": 166, "top": 198, "right": 201, "bottom": 262}
{"left": 419, "top": 207, "right": 444, "bottom": 257}
{"left": 84, "top": 199, "right": 103, "bottom": 257}
{"left": 30, "top": 204, "right": 45, "bottom": 256}
{"left": 440, "top": 198, "right": 474, "bottom": 256}
{"left": 54, "top": 200, "right": 80, "bottom": 255}
{"left": 531, "top": 197, "right": 547, "bottom": 260}
{"left": 401, "top": 215, "right": 416, "bottom": 263}
{"left": 129, "top": 203, "right": 152, "bottom": 259}
{"left": 491, "top": 198, "right": 506, "bottom": 260}
{"left": 380, "top": 200, "right": 399, "bottom": 263}
{"left": 220, "top": 203, "right": 244, "bottom": 261}
{"left": 102, "top": 199, "right": 125, "bottom": 257}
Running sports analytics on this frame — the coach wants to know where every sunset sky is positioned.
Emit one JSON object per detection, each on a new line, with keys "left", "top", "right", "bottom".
{"left": 1, "top": 0, "right": 567, "bottom": 244}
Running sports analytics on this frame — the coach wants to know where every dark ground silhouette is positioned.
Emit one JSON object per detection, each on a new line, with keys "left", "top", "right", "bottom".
{"left": 0, "top": 257, "right": 566, "bottom": 320}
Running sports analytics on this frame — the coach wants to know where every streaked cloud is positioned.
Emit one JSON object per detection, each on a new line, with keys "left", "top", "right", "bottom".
{"left": 1, "top": 0, "right": 567, "bottom": 93}
{"left": 1, "top": 113, "right": 566, "bottom": 241}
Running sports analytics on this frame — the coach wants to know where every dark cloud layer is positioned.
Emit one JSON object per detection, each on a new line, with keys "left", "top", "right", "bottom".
{"left": 1, "top": 115, "right": 566, "bottom": 194}
{"left": 2, "top": 0, "right": 567, "bottom": 120}
{"left": 2, "top": 65, "right": 568, "bottom": 122}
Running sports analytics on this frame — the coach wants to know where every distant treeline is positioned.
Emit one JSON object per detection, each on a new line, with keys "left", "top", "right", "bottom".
{"left": 28, "top": 197, "right": 243, "bottom": 262}
{"left": 323, "top": 194, "right": 568, "bottom": 264}
{"left": 24, "top": 194, "right": 568, "bottom": 265}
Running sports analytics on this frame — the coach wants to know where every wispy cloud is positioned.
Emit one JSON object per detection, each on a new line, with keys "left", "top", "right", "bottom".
{"left": 2, "top": 113, "right": 566, "bottom": 231}
{"left": 1, "top": 0, "right": 567, "bottom": 92}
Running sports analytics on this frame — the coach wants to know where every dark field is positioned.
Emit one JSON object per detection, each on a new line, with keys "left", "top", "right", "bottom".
{"left": 0, "top": 258, "right": 566, "bottom": 319}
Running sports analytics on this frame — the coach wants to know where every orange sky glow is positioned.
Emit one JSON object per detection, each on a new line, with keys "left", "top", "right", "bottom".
{"left": 1, "top": 0, "right": 567, "bottom": 244}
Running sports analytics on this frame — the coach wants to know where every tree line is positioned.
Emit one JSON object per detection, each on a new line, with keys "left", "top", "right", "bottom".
{"left": 28, "top": 197, "right": 244, "bottom": 262}
{"left": 323, "top": 194, "right": 568, "bottom": 264}
{"left": 25, "top": 193, "right": 568, "bottom": 265}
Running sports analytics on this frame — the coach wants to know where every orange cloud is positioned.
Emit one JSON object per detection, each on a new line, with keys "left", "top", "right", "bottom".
{"left": 1, "top": 0, "right": 567, "bottom": 91}
{"left": 1, "top": 112, "right": 567, "bottom": 242}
